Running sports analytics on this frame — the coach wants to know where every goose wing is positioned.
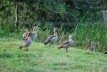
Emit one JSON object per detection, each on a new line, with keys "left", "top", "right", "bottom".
{"left": 23, "top": 32, "right": 29, "bottom": 39}
{"left": 46, "top": 35, "right": 55, "bottom": 42}
{"left": 58, "top": 40, "right": 70, "bottom": 48}
{"left": 44, "top": 35, "right": 55, "bottom": 45}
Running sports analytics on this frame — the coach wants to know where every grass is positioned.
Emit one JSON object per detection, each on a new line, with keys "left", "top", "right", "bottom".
{"left": 1, "top": 22, "right": 107, "bottom": 52}
{"left": 73, "top": 23, "right": 107, "bottom": 52}
{"left": 0, "top": 38, "right": 107, "bottom": 72}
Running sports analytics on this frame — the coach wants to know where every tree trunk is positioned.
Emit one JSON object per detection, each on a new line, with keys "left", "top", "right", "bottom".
{"left": 15, "top": 1, "right": 19, "bottom": 32}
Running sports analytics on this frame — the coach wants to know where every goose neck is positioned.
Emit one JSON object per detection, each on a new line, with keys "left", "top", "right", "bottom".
{"left": 54, "top": 32, "right": 57, "bottom": 36}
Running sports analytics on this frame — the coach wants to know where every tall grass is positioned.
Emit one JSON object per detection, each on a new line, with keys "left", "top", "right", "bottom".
{"left": 0, "top": 27, "right": 23, "bottom": 39}
{"left": 73, "top": 22, "right": 107, "bottom": 52}
{"left": 1, "top": 22, "right": 107, "bottom": 52}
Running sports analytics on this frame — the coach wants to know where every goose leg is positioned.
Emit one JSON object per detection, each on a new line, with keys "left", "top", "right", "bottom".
{"left": 19, "top": 46, "right": 22, "bottom": 49}
{"left": 26, "top": 47, "right": 29, "bottom": 51}
{"left": 50, "top": 43, "right": 53, "bottom": 48}
{"left": 66, "top": 48, "right": 68, "bottom": 53}
{"left": 51, "top": 43, "right": 53, "bottom": 48}
{"left": 49, "top": 43, "right": 51, "bottom": 47}
{"left": 51, "top": 44, "right": 52, "bottom": 48}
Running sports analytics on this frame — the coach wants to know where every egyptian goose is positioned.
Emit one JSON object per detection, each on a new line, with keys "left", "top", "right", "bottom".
{"left": 87, "top": 41, "right": 96, "bottom": 51}
{"left": 44, "top": 27, "right": 58, "bottom": 47}
{"left": 19, "top": 33, "right": 32, "bottom": 51}
{"left": 58, "top": 35, "right": 73, "bottom": 52}
{"left": 31, "top": 26, "right": 39, "bottom": 40}
{"left": 23, "top": 28, "right": 29, "bottom": 40}
{"left": 24, "top": 26, "right": 40, "bottom": 41}
{"left": 60, "top": 31, "right": 65, "bottom": 44}
{"left": 104, "top": 51, "right": 107, "bottom": 54}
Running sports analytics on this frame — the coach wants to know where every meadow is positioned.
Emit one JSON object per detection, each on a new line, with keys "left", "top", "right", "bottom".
{"left": 1, "top": 1, "right": 107, "bottom": 72}
{"left": 0, "top": 37, "right": 107, "bottom": 72}
{"left": 1, "top": 22, "right": 107, "bottom": 52}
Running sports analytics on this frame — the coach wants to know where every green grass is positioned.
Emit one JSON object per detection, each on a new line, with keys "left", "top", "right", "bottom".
{"left": 73, "top": 23, "right": 107, "bottom": 52}
{"left": 1, "top": 23, "right": 107, "bottom": 52}
{"left": 0, "top": 38, "right": 107, "bottom": 72}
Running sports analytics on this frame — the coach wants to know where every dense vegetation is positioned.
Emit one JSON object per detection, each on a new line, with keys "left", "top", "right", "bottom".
{"left": 0, "top": 0, "right": 107, "bottom": 52}
{"left": 1, "top": 1, "right": 107, "bottom": 72}
{"left": 0, "top": 0, "right": 105, "bottom": 30}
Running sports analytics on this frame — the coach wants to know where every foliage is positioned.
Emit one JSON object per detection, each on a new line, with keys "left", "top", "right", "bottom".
{"left": 1, "top": 1, "right": 107, "bottom": 71}
{"left": 0, "top": 0, "right": 107, "bottom": 52}
{"left": 0, "top": 0, "right": 104, "bottom": 31}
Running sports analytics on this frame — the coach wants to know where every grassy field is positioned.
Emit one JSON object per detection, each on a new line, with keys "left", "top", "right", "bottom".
{"left": 0, "top": 38, "right": 107, "bottom": 72}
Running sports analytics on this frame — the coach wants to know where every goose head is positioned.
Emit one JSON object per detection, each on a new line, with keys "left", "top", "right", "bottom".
{"left": 90, "top": 41, "right": 95, "bottom": 46}
{"left": 54, "top": 27, "right": 58, "bottom": 35}
{"left": 54, "top": 27, "right": 58, "bottom": 33}
{"left": 24, "top": 28, "right": 29, "bottom": 32}
{"left": 33, "top": 26, "right": 40, "bottom": 31}
{"left": 68, "top": 35, "right": 73, "bottom": 42}
{"left": 69, "top": 35, "right": 72, "bottom": 39}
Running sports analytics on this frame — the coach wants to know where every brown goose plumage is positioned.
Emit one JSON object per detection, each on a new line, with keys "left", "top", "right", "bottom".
{"left": 24, "top": 26, "right": 40, "bottom": 41}
{"left": 31, "top": 26, "right": 40, "bottom": 40}
{"left": 19, "top": 33, "right": 32, "bottom": 51}
{"left": 23, "top": 28, "right": 29, "bottom": 40}
{"left": 44, "top": 27, "right": 58, "bottom": 47}
{"left": 58, "top": 35, "right": 73, "bottom": 52}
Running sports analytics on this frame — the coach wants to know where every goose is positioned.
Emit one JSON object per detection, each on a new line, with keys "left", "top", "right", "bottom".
{"left": 104, "top": 51, "right": 107, "bottom": 54}
{"left": 24, "top": 26, "right": 40, "bottom": 41}
{"left": 58, "top": 35, "right": 73, "bottom": 52}
{"left": 87, "top": 41, "right": 96, "bottom": 51}
{"left": 19, "top": 33, "right": 32, "bottom": 51}
{"left": 44, "top": 27, "right": 58, "bottom": 47}
{"left": 60, "top": 31, "right": 65, "bottom": 44}
{"left": 31, "top": 26, "right": 40, "bottom": 40}
{"left": 23, "top": 28, "right": 29, "bottom": 40}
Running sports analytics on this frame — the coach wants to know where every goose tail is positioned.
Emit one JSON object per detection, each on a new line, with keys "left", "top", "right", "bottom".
{"left": 44, "top": 41, "right": 48, "bottom": 45}
{"left": 58, "top": 45, "right": 62, "bottom": 49}
{"left": 19, "top": 46, "right": 22, "bottom": 49}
